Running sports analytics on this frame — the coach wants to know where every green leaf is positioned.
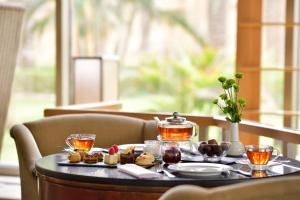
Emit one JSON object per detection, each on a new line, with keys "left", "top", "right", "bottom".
{"left": 219, "top": 93, "right": 227, "bottom": 100}
{"left": 223, "top": 83, "right": 231, "bottom": 89}
{"left": 225, "top": 79, "right": 235, "bottom": 86}
{"left": 218, "top": 76, "right": 226, "bottom": 83}
{"left": 226, "top": 99, "right": 232, "bottom": 105}
{"left": 235, "top": 73, "right": 243, "bottom": 79}
{"left": 212, "top": 99, "right": 218, "bottom": 104}
{"left": 238, "top": 98, "right": 246, "bottom": 105}
{"left": 233, "top": 84, "right": 239, "bottom": 92}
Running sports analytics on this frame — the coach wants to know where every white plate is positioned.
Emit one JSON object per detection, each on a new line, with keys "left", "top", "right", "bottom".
{"left": 168, "top": 163, "right": 233, "bottom": 176}
{"left": 118, "top": 144, "right": 145, "bottom": 152}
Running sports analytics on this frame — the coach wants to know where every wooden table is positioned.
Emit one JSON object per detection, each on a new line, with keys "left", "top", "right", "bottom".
{"left": 36, "top": 154, "right": 300, "bottom": 200}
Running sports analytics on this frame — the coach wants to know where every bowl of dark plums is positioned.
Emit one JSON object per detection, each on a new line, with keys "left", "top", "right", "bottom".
{"left": 197, "top": 139, "right": 231, "bottom": 162}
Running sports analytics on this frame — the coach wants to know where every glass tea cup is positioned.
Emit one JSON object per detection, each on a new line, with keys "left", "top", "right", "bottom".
{"left": 161, "top": 141, "right": 181, "bottom": 164}
{"left": 245, "top": 145, "right": 280, "bottom": 170}
{"left": 143, "top": 140, "right": 161, "bottom": 159}
{"left": 65, "top": 134, "right": 96, "bottom": 152}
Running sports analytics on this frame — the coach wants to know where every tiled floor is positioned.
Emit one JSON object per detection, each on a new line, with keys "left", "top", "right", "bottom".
{"left": 0, "top": 176, "right": 20, "bottom": 200}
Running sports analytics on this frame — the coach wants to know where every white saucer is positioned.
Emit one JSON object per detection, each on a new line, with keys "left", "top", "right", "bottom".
{"left": 235, "top": 159, "right": 282, "bottom": 167}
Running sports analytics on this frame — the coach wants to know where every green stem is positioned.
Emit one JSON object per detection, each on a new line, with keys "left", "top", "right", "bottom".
{"left": 234, "top": 88, "right": 238, "bottom": 103}
{"left": 217, "top": 104, "right": 225, "bottom": 113}
{"left": 239, "top": 105, "right": 245, "bottom": 116}
{"left": 223, "top": 87, "right": 229, "bottom": 99}
{"left": 229, "top": 87, "right": 233, "bottom": 101}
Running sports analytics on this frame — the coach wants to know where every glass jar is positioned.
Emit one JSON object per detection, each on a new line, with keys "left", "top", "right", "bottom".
{"left": 143, "top": 140, "right": 161, "bottom": 159}
{"left": 161, "top": 141, "right": 181, "bottom": 164}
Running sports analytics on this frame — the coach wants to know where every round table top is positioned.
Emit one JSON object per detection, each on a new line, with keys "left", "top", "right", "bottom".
{"left": 35, "top": 153, "right": 300, "bottom": 188}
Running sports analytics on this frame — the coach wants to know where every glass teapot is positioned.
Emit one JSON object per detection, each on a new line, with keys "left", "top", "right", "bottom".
{"left": 157, "top": 112, "right": 198, "bottom": 141}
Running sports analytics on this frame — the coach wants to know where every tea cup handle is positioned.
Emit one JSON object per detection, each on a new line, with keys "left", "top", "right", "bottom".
{"left": 65, "top": 135, "right": 74, "bottom": 150}
{"left": 193, "top": 123, "right": 199, "bottom": 137}
{"left": 271, "top": 148, "right": 281, "bottom": 162}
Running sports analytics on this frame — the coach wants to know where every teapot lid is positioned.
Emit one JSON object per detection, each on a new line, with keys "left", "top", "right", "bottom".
{"left": 166, "top": 112, "right": 186, "bottom": 124}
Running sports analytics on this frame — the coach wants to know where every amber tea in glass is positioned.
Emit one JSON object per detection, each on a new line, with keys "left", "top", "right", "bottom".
{"left": 66, "top": 134, "right": 96, "bottom": 152}
{"left": 247, "top": 150, "right": 271, "bottom": 165}
{"left": 158, "top": 126, "right": 193, "bottom": 141}
{"left": 245, "top": 145, "right": 279, "bottom": 170}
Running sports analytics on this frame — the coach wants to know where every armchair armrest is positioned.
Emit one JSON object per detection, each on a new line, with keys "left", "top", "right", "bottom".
{"left": 10, "top": 124, "right": 42, "bottom": 178}
{"left": 10, "top": 124, "right": 40, "bottom": 200}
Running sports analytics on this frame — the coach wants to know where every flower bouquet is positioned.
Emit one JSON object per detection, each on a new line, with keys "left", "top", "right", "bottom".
{"left": 213, "top": 73, "right": 246, "bottom": 156}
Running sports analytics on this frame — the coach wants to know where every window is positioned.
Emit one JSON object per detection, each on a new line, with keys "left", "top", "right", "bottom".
{"left": 66, "top": 0, "right": 238, "bottom": 114}
{"left": 236, "top": 0, "right": 300, "bottom": 158}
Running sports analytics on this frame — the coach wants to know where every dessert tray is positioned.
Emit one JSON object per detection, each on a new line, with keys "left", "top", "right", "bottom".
{"left": 168, "top": 163, "right": 233, "bottom": 176}
{"left": 57, "top": 160, "right": 156, "bottom": 169}
{"left": 57, "top": 160, "right": 118, "bottom": 168}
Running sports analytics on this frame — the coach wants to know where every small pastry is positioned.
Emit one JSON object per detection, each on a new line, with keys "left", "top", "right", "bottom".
{"left": 135, "top": 152, "right": 155, "bottom": 166}
{"left": 124, "top": 146, "right": 135, "bottom": 154}
{"left": 68, "top": 152, "right": 81, "bottom": 163}
{"left": 93, "top": 152, "right": 103, "bottom": 162}
{"left": 112, "top": 144, "right": 120, "bottom": 162}
{"left": 104, "top": 147, "right": 118, "bottom": 165}
{"left": 75, "top": 149, "right": 87, "bottom": 161}
{"left": 120, "top": 146, "right": 135, "bottom": 164}
{"left": 83, "top": 152, "right": 98, "bottom": 164}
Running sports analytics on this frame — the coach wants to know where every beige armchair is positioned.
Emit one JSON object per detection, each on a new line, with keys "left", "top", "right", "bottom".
{"left": 10, "top": 113, "right": 159, "bottom": 200}
{"left": 159, "top": 175, "right": 300, "bottom": 200}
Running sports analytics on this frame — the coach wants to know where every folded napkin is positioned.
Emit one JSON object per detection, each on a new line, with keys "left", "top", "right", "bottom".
{"left": 118, "top": 164, "right": 162, "bottom": 179}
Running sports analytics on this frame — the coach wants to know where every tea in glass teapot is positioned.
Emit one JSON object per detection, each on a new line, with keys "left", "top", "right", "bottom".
{"left": 157, "top": 112, "right": 198, "bottom": 141}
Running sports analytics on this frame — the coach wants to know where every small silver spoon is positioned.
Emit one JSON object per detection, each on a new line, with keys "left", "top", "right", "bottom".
{"left": 155, "top": 165, "right": 176, "bottom": 178}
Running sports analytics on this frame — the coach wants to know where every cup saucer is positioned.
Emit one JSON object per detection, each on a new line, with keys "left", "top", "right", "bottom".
{"left": 235, "top": 159, "right": 282, "bottom": 167}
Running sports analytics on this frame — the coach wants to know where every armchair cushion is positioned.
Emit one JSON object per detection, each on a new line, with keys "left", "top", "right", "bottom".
{"left": 24, "top": 114, "right": 154, "bottom": 156}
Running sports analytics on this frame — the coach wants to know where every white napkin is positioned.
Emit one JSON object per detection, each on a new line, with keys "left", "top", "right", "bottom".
{"left": 118, "top": 164, "right": 161, "bottom": 179}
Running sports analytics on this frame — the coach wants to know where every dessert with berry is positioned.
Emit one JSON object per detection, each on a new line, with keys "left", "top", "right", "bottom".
{"left": 104, "top": 146, "right": 118, "bottom": 165}
{"left": 111, "top": 144, "right": 120, "bottom": 162}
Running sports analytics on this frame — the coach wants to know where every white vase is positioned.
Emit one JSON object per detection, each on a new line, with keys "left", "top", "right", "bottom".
{"left": 226, "top": 123, "right": 245, "bottom": 156}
